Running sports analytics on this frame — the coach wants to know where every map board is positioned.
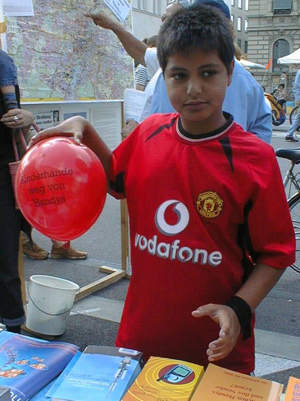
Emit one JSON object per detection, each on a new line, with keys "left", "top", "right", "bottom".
{"left": 5, "top": 0, "right": 134, "bottom": 101}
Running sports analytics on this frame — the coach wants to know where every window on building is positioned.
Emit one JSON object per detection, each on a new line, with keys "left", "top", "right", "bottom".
{"left": 153, "top": 0, "right": 162, "bottom": 15}
{"left": 231, "top": 0, "right": 234, "bottom": 5}
{"left": 273, "top": 0, "right": 292, "bottom": 14}
{"left": 231, "top": 14, "right": 234, "bottom": 24}
{"left": 132, "top": 0, "right": 140, "bottom": 8}
{"left": 141, "top": 0, "right": 148, "bottom": 11}
{"left": 237, "top": 17, "right": 242, "bottom": 31}
{"left": 238, "top": 0, "right": 242, "bottom": 8}
{"left": 245, "top": 0, "right": 248, "bottom": 10}
{"left": 273, "top": 39, "right": 290, "bottom": 72}
{"left": 237, "top": 38, "right": 242, "bottom": 49}
{"left": 244, "top": 19, "right": 248, "bottom": 31}
{"left": 133, "top": 0, "right": 165, "bottom": 15}
{"left": 244, "top": 40, "right": 248, "bottom": 53}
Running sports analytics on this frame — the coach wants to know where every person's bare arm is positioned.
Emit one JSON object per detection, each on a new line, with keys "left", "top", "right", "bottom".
{"left": 136, "top": 83, "right": 145, "bottom": 91}
{"left": 0, "top": 84, "right": 34, "bottom": 131}
{"left": 30, "top": 117, "right": 113, "bottom": 183}
{"left": 192, "top": 263, "right": 284, "bottom": 362}
{"left": 234, "top": 263, "right": 284, "bottom": 309}
{"left": 1, "top": 109, "right": 34, "bottom": 130}
{"left": 86, "top": 12, "right": 147, "bottom": 66}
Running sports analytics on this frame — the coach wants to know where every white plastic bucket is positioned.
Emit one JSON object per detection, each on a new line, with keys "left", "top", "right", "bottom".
{"left": 26, "top": 275, "right": 79, "bottom": 336}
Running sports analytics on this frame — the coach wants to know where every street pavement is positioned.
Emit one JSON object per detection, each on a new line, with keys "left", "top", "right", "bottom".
{"left": 19, "top": 120, "right": 300, "bottom": 389}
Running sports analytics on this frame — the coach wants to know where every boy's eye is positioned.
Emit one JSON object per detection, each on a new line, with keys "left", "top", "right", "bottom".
{"left": 172, "top": 72, "right": 186, "bottom": 80}
{"left": 202, "top": 70, "right": 217, "bottom": 78}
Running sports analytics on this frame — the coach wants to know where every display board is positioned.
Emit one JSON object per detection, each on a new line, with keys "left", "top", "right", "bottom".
{"left": 22, "top": 100, "right": 123, "bottom": 151}
{"left": 6, "top": 0, "right": 134, "bottom": 101}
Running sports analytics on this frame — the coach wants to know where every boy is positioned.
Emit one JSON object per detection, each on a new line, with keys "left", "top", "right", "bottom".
{"left": 31, "top": 5, "right": 295, "bottom": 374}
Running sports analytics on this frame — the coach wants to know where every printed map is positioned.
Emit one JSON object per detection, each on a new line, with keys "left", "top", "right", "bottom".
{"left": 6, "top": 0, "right": 134, "bottom": 101}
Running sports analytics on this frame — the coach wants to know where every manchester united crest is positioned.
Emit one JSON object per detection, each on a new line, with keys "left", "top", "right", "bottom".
{"left": 196, "top": 191, "right": 223, "bottom": 218}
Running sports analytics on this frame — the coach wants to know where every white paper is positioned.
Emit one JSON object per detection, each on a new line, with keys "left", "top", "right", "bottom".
{"left": 104, "top": 0, "right": 130, "bottom": 22}
{"left": 34, "top": 109, "right": 61, "bottom": 131}
{"left": 3, "top": 0, "right": 34, "bottom": 16}
{"left": 91, "top": 103, "right": 122, "bottom": 150}
{"left": 123, "top": 88, "right": 147, "bottom": 122}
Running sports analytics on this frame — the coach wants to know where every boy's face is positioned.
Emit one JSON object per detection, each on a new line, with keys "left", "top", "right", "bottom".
{"left": 164, "top": 49, "right": 233, "bottom": 135}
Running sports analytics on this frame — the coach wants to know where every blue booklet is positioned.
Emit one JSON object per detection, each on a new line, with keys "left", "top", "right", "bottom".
{"left": 51, "top": 346, "right": 143, "bottom": 401}
{"left": 0, "top": 330, "right": 79, "bottom": 401}
{"left": 31, "top": 352, "right": 82, "bottom": 401}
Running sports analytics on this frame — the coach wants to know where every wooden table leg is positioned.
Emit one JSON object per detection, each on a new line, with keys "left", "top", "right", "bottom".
{"left": 18, "top": 234, "right": 27, "bottom": 304}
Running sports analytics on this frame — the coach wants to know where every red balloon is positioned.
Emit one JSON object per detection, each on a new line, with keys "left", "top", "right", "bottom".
{"left": 15, "top": 137, "right": 107, "bottom": 241}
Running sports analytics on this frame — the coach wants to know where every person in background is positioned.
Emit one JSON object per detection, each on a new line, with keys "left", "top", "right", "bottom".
{"left": 286, "top": 69, "right": 300, "bottom": 142}
{"left": 0, "top": 49, "right": 33, "bottom": 333}
{"left": 31, "top": 5, "right": 294, "bottom": 373}
{"left": 21, "top": 230, "right": 88, "bottom": 260}
{"left": 147, "top": 0, "right": 272, "bottom": 143}
{"left": 87, "top": 0, "right": 272, "bottom": 144}
{"left": 0, "top": 51, "right": 88, "bottom": 263}
{"left": 135, "top": 36, "right": 157, "bottom": 91}
{"left": 273, "top": 83, "right": 286, "bottom": 108}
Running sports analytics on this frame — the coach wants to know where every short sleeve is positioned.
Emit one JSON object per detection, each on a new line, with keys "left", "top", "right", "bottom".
{"left": 144, "top": 48, "right": 160, "bottom": 79}
{"left": 109, "top": 127, "right": 141, "bottom": 199}
{"left": 248, "top": 149, "right": 295, "bottom": 269}
{"left": 0, "top": 50, "right": 18, "bottom": 86}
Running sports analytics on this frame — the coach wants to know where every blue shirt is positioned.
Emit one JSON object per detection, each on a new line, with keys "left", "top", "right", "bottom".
{"left": 149, "top": 61, "right": 272, "bottom": 143}
{"left": 293, "top": 70, "right": 300, "bottom": 102}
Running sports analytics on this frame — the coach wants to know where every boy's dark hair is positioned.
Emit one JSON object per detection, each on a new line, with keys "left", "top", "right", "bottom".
{"left": 157, "top": 5, "right": 234, "bottom": 74}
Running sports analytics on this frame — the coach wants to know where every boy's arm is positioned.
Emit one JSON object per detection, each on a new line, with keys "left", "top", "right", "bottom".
{"left": 86, "top": 12, "right": 147, "bottom": 66}
{"left": 192, "top": 263, "right": 284, "bottom": 362}
{"left": 29, "top": 116, "right": 113, "bottom": 183}
{"left": 234, "top": 263, "right": 284, "bottom": 309}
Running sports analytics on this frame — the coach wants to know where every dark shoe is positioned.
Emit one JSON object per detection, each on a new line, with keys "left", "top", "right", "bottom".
{"left": 50, "top": 244, "right": 88, "bottom": 260}
{"left": 285, "top": 135, "right": 299, "bottom": 142}
{"left": 6, "top": 325, "right": 21, "bottom": 333}
{"left": 22, "top": 240, "right": 49, "bottom": 260}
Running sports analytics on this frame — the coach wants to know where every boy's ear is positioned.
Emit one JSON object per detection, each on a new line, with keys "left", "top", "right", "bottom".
{"left": 227, "top": 60, "right": 234, "bottom": 86}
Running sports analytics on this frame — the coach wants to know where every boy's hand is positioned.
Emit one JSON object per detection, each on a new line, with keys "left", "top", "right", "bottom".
{"left": 29, "top": 116, "right": 85, "bottom": 148}
{"left": 85, "top": 12, "right": 118, "bottom": 30}
{"left": 192, "top": 303, "right": 241, "bottom": 362}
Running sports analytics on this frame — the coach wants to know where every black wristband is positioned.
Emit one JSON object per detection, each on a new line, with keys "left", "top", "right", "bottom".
{"left": 226, "top": 296, "right": 252, "bottom": 340}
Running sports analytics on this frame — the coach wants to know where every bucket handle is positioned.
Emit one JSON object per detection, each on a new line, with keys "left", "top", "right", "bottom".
{"left": 28, "top": 288, "right": 73, "bottom": 316}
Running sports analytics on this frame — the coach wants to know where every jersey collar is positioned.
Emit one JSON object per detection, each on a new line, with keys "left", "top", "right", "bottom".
{"left": 176, "top": 112, "right": 234, "bottom": 142}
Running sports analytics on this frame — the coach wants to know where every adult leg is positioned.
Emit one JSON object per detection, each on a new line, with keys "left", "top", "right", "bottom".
{"left": 51, "top": 240, "right": 88, "bottom": 260}
{"left": 286, "top": 107, "right": 300, "bottom": 142}
{"left": 22, "top": 229, "right": 49, "bottom": 260}
{"left": 0, "top": 168, "right": 25, "bottom": 331}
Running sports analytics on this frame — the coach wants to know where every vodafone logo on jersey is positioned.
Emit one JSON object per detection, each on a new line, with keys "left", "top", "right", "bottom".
{"left": 155, "top": 200, "right": 189, "bottom": 236}
{"left": 134, "top": 199, "right": 222, "bottom": 267}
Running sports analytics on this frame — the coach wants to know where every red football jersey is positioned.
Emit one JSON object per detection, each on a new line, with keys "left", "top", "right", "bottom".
{"left": 110, "top": 113, "right": 295, "bottom": 373}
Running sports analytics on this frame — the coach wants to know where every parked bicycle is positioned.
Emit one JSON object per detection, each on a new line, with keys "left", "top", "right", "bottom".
{"left": 276, "top": 147, "right": 300, "bottom": 272}
{"left": 264, "top": 92, "right": 286, "bottom": 126}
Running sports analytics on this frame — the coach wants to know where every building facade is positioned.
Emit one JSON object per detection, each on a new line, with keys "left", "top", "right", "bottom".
{"left": 248, "top": 0, "right": 300, "bottom": 97}
{"left": 131, "top": 0, "right": 168, "bottom": 39}
{"left": 231, "top": 0, "right": 249, "bottom": 56}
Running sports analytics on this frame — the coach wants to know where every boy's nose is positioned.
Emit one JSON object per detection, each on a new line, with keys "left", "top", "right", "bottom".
{"left": 186, "top": 79, "right": 202, "bottom": 97}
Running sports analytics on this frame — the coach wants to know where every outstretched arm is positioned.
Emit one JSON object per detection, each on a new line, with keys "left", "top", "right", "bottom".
{"left": 86, "top": 12, "right": 147, "bottom": 66}
{"left": 192, "top": 263, "right": 284, "bottom": 362}
{"left": 30, "top": 117, "right": 113, "bottom": 183}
